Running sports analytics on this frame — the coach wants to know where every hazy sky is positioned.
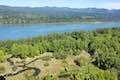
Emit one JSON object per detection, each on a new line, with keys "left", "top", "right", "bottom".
{"left": 0, "top": 0, "right": 120, "bottom": 9}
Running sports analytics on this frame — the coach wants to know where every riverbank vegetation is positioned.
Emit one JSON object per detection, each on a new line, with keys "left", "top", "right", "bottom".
{"left": 0, "top": 27, "right": 120, "bottom": 80}
{"left": 1, "top": 18, "right": 120, "bottom": 24}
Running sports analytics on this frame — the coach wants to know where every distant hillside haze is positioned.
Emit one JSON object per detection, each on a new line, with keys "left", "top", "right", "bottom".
{"left": 0, "top": 5, "right": 120, "bottom": 24}
{"left": 0, "top": 5, "right": 119, "bottom": 13}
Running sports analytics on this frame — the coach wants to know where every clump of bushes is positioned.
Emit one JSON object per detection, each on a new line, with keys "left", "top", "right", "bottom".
{"left": 74, "top": 52, "right": 91, "bottom": 66}
{"left": 12, "top": 66, "right": 18, "bottom": 71}
{"left": 53, "top": 51, "right": 67, "bottom": 59}
{"left": 0, "top": 64, "right": 6, "bottom": 74}
{"left": 58, "top": 65, "right": 117, "bottom": 80}
{"left": 0, "top": 50, "right": 7, "bottom": 62}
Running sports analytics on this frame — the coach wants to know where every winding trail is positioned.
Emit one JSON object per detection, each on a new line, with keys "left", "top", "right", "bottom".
{"left": 3, "top": 67, "right": 40, "bottom": 77}
{"left": 2, "top": 56, "right": 41, "bottom": 78}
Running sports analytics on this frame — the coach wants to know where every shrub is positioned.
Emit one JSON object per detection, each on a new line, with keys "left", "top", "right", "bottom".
{"left": 0, "top": 50, "right": 7, "bottom": 62}
{"left": 58, "top": 65, "right": 117, "bottom": 80}
{"left": 0, "top": 64, "right": 6, "bottom": 74}
{"left": 12, "top": 66, "right": 18, "bottom": 71}
{"left": 53, "top": 52, "right": 67, "bottom": 59}
{"left": 11, "top": 44, "right": 29, "bottom": 58}
{"left": 92, "top": 51, "right": 120, "bottom": 70}
{"left": 44, "top": 63, "right": 49, "bottom": 67}
{"left": 74, "top": 52, "right": 91, "bottom": 66}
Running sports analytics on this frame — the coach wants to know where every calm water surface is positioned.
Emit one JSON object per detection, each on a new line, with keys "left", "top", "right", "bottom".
{"left": 0, "top": 22, "right": 120, "bottom": 40}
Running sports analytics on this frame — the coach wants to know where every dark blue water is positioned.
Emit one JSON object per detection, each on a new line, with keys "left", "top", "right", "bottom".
{"left": 0, "top": 22, "right": 120, "bottom": 40}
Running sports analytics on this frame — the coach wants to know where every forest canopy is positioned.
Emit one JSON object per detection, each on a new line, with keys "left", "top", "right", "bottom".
{"left": 0, "top": 27, "right": 120, "bottom": 79}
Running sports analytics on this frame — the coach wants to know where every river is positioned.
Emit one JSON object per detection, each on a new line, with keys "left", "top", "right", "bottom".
{"left": 0, "top": 22, "right": 120, "bottom": 40}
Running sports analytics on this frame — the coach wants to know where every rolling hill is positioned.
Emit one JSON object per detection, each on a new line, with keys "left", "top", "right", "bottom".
{"left": 0, "top": 5, "right": 120, "bottom": 23}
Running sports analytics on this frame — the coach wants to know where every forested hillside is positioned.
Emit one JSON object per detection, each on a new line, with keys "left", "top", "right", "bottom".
{"left": 0, "top": 5, "right": 120, "bottom": 24}
{"left": 0, "top": 27, "right": 120, "bottom": 80}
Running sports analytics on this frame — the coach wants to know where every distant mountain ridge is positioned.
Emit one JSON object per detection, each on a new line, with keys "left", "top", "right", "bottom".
{"left": 0, "top": 5, "right": 119, "bottom": 13}
{"left": 0, "top": 5, "right": 120, "bottom": 24}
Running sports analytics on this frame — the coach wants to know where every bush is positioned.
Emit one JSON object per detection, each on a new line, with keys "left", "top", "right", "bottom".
{"left": 0, "top": 64, "right": 6, "bottom": 74}
{"left": 0, "top": 50, "right": 7, "bottom": 62}
{"left": 58, "top": 65, "right": 117, "bottom": 80}
{"left": 44, "top": 63, "right": 49, "bottom": 67}
{"left": 53, "top": 52, "right": 67, "bottom": 59}
{"left": 74, "top": 52, "right": 91, "bottom": 66}
{"left": 92, "top": 51, "right": 120, "bottom": 70}
{"left": 12, "top": 66, "right": 18, "bottom": 71}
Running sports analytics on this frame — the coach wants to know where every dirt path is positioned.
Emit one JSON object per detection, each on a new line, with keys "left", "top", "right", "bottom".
{"left": 2, "top": 56, "right": 41, "bottom": 78}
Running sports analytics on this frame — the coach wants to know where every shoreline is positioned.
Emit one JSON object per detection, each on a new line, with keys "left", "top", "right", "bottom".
{"left": 0, "top": 21, "right": 120, "bottom": 25}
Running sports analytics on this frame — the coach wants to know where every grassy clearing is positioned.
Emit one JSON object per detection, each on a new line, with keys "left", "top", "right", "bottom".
{"left": 0, "top": 50, "right": 90, "bottom": 80}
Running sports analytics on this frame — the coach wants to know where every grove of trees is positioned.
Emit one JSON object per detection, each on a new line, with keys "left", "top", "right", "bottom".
{"left": 0, "top": 27, "right": 120, "bottom": 80}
